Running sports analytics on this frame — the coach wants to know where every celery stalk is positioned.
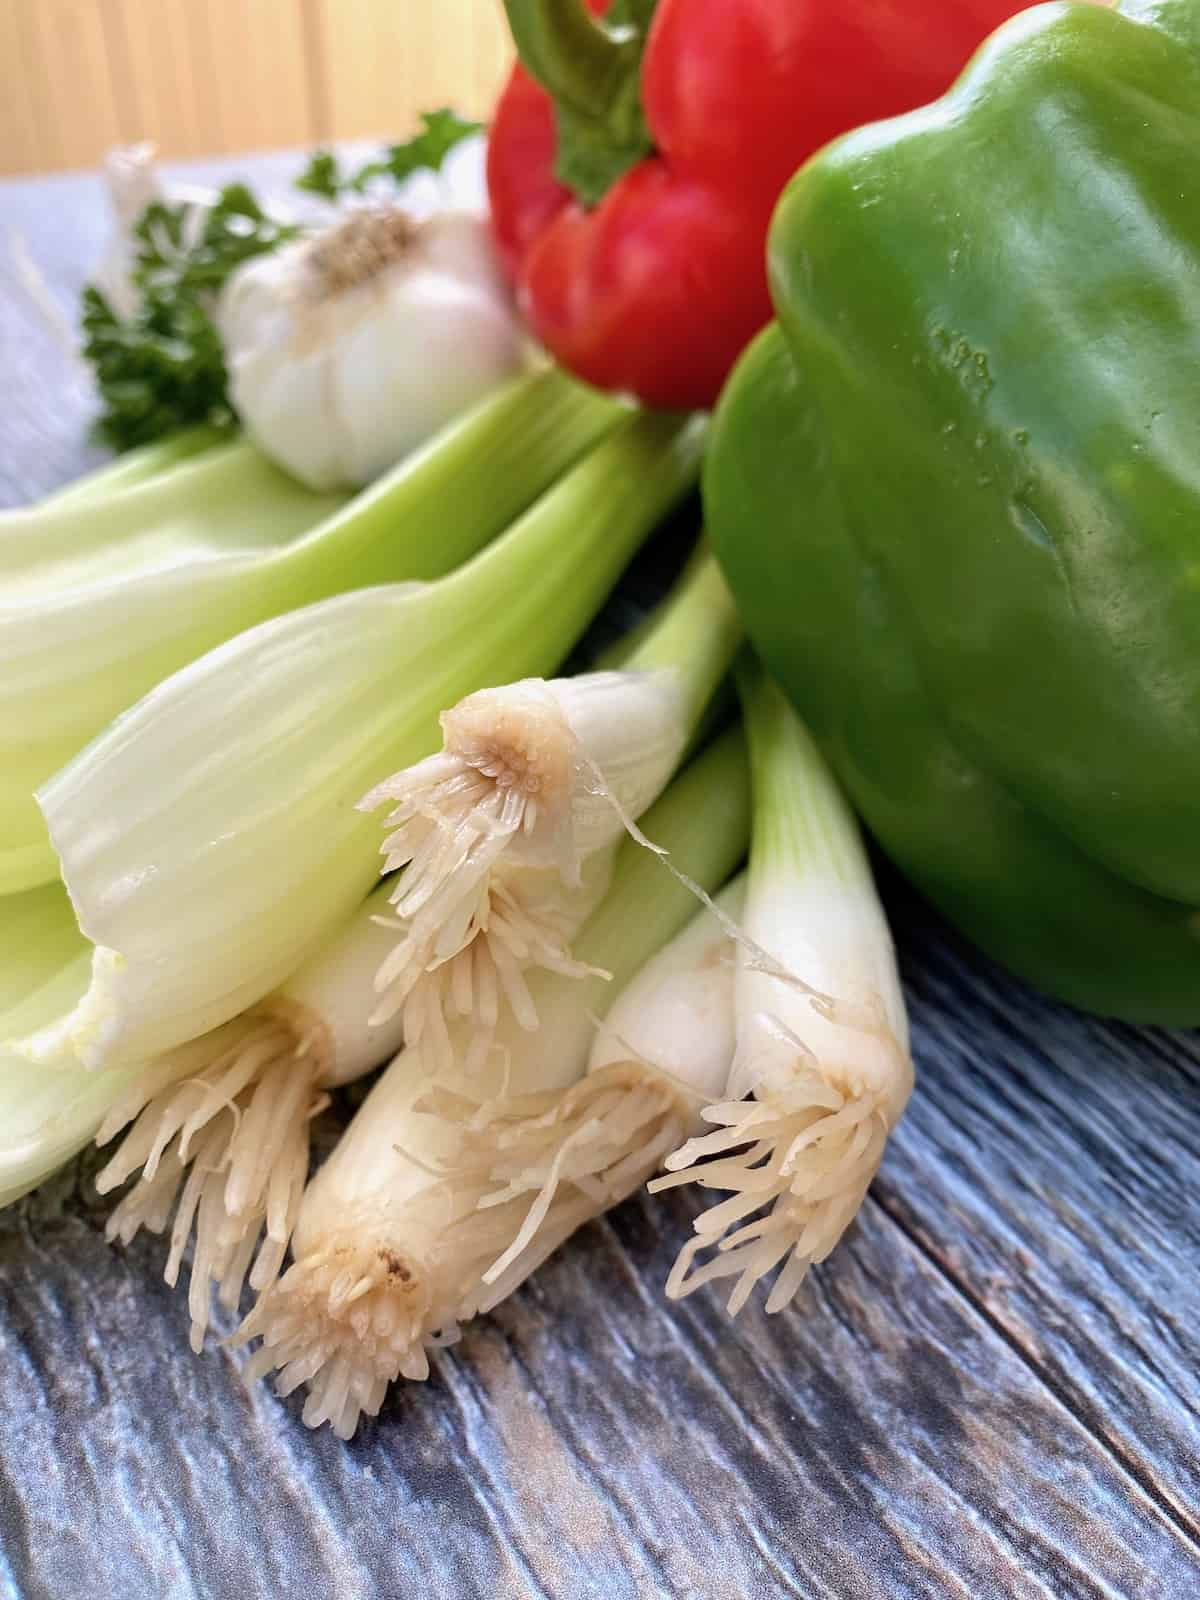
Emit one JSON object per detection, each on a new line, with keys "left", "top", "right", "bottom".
{"left": 0, "top": 883, "right": 142, "bottom": 1207}
{"left": 22, "top": 411, "right": 707, "bottom": 1073}
{"left": 46, "top": 424, "right": 227, "bottom": 507}
{"left": 1, "top": 368, "right": 620, "bottom": 894}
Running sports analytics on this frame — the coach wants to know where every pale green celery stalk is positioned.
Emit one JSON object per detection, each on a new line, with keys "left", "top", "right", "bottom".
{"left": 47, "top": 424, "right": 228, "bottom": 507}
{"left": 651, "top": 655, "right": 913, "bottom": 1316}
{"left": 0, "top": 881, "right": 86, "bottom": 1030}
{"left": 235, "top": 726, "right": 751, "bottom": 1438}
{"left": 0, "top": 883, "right": 144, "bottom": 1206}
{"left": 23, "top": 409, "right": 707, "bottom": 1073}
{"left": 0, "top": 1048, "right": 147, "bottom": 1209}
{"left": 1, "top": 367, "right": 620, "bottom": 894}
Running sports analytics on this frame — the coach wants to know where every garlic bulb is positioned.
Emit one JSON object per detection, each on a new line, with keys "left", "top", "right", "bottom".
{"left": 218, "top": 205, "right": 527, "bottom": 490}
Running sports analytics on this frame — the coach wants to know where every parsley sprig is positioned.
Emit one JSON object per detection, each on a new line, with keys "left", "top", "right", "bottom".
{"left": 83, "top": 185, "right": 299, "bottom": 452}
{"left": 84, "top": 110, "right": 482, "bottom": 452}
{"left": 295, "top": 110, "right": 482, "bottom": 201}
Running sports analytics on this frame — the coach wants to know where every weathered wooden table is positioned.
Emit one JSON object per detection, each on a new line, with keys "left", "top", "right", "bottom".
{"left": 2, "top": 154, "right": 1198, "bottom": 1600}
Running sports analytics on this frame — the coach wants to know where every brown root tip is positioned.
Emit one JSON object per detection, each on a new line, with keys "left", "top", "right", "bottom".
{"left": 306, "top": 207, "right": 418, "bottom": 297}
{"left": 443, "top": 687, "right": 575, "bottom": 814}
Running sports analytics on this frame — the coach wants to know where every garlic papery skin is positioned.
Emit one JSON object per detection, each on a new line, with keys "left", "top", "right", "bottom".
{"left": 219, "top": 206, "right": 527, "bottom": 491}
{"left": 93, "top": 142, "right": 219, "bottom": 319}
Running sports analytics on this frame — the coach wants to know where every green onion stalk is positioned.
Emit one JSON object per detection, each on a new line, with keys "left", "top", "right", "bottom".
{"left": 357, "top": 546, "right": 742, "bottom": 1072}
{"left": 83, "top": 538, "right": 736, "bottom": 1345}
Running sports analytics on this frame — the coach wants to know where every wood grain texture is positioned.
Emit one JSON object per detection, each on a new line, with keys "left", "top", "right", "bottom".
{"left": 12, "top": 0, "right": 128, "bottom": 172}
{"left": 310, "top": 0, "right": 512, "bottom": 143}
{"left": 0, "top": 0, "right": 513, "bottom": 177}
{"left": 877, "top": 898, "right": 1200, "bottom": 1544}
{"left": 0, "top": 4, "right": 44, "bottom": 178}
{"left": 189, "top": 0, "right": 316, "bottom": 156}
{"left": 1, "top": 1166, "right": 1196, "bottom": 1600}
{"left": 2, "top": 158, "right": 1200, "bottom": 1600}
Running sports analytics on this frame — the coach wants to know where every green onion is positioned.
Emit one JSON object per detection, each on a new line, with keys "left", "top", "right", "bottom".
{"left": 358, "top": 546, "right": 741, "bottom": 1071}
{"left": 0, "top": 367, "right": 619, "bottom": 895}
{"left": 234, "top": 726, "right": 749, "bottom": 1438}
{"left": 94, "top": 879, "right": 414, "bottom": 1351}
{"left": 470, "top": 876, "right": 746, "bottom": 1287}
{"left": 650, "top": 657, "right": 913, "bottom": 1315}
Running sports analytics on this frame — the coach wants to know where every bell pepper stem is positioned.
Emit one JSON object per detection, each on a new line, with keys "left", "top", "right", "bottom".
{"left": 501, "top": 0, "right": 655, "bottom": 207}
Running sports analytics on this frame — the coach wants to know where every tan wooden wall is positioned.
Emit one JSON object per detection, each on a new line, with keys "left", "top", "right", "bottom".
{"left": 0, "top": 0, "right": 515, "bottom": 177}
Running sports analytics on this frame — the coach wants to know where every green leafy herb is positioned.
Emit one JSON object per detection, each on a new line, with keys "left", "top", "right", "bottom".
{"left": 295, "top": 109, "right": 483, "bottom": 201}
{"left": 293, "top": 149, "right": 344, "bottom": 202}
{"left": 83, "top": 184, "right": 300, "bottom": 452}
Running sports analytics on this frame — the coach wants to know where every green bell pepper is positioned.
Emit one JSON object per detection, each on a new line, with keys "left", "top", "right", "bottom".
{"left": 706, "top": 0, "right": 1200, "bottom": 1023}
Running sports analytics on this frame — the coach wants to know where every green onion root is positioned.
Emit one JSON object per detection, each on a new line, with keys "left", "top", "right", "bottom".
{"left": 96, "top": 1012, "right": 327, "bottom": 1350}
{"left": 650, "top": 1031, "right": 894, "bottom": 1315}
{"left": 463, "top": 1063, "right": 690, "bottom": 1287}
{"left": 232, "top": 1170, "right": 589, "bottom": 1436}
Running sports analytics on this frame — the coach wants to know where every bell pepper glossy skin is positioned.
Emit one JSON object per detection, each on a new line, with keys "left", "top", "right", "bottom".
{"left": 488, "top": 0, "right": 1033, "bottom": 411}
{"left": 706, "top": 0, "right": 1200, "bottom": 1023}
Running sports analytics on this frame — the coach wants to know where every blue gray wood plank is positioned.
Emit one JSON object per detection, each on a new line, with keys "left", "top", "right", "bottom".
{"left": 880, "top": 897, "right": 1200, "bottom": 1542}
{"left": 1, "top": 157, "right": 1198, "bottom": 1600}
{"left": 2, "top": 1147, "right": 1196, "bottom": 1600}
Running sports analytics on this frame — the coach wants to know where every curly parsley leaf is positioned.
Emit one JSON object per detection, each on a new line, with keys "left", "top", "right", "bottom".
{"left": 294, "top": 149, "right": 345, "bottom": 202}
{"left": 296, "top": 108, "right": 483, "bottom": 201}
{"left": 83, "top": 183, "right": 301, "bottom": 452}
